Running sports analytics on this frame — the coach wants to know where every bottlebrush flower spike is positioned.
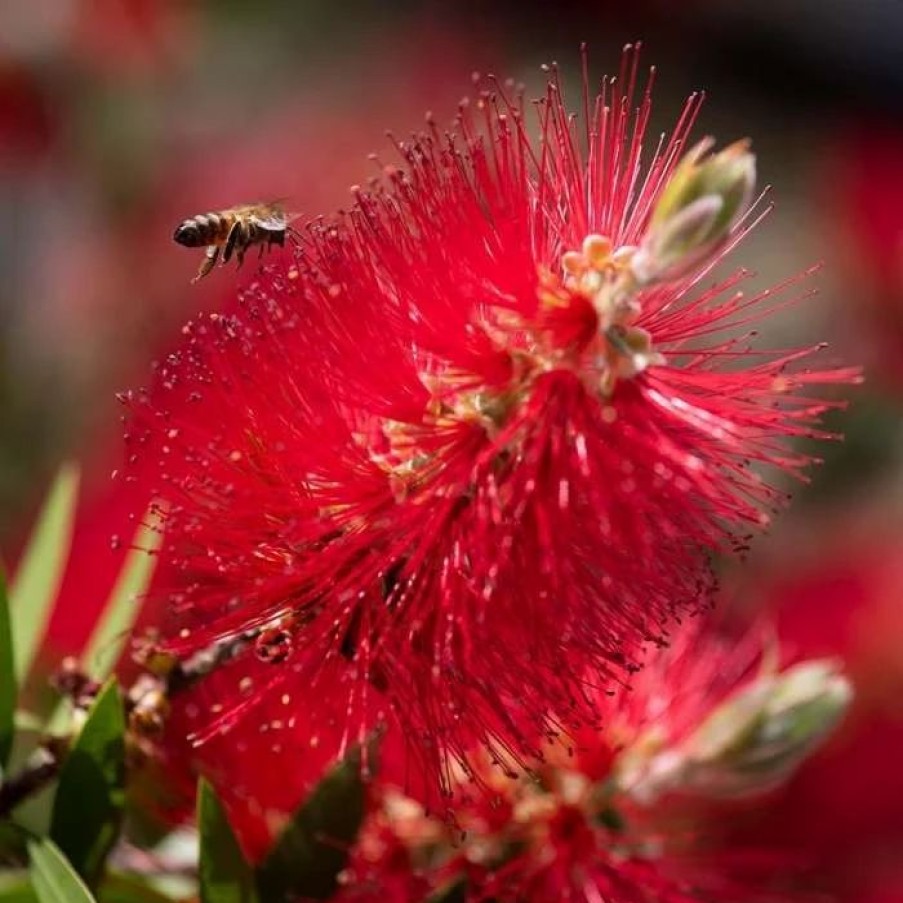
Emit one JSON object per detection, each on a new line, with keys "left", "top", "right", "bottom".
{"left": 124, "top": 44, "right": 859, "bottom": 826}
{"left": 335, "top": 617, "right": 851, "bottom": 902}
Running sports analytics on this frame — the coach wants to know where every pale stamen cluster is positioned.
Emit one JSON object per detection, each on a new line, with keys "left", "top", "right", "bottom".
{"left": 557, "top": 232, "right": 665, "bottom": 391}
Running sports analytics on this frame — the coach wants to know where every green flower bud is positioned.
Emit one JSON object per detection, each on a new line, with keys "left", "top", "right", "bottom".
{"left": 617, "top": 659, "right": 852, "bottom": 803}
{"left": 634, "top": 138, "right": 756, "bottom": 284}
{"left": 679, "top": 659, "right": 852, "bottom": 799}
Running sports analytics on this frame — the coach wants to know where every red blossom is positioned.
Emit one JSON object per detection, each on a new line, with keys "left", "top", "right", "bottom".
{"left": 333, "top": 616, "right": 827, "bottom": 902}
{"left": 124, "top": 46, "right": 858, "bottom": 848}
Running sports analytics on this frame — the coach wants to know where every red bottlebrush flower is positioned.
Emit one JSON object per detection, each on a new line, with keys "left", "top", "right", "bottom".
{"left": 125, "top": 45, "right": 858, "bottom": 845}
{"left": 334, "top": 616, "right": 851, "bottom": 902}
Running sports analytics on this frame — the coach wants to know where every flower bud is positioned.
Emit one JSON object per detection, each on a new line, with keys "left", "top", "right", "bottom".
{"left": 618, "top": 659, "right": 852, "bottom": 803}
{"left": 633, "top": 138, "right": 756, "bottom": 283}
{"left": 680, "top": 659, "right": 852, "bottom": 799}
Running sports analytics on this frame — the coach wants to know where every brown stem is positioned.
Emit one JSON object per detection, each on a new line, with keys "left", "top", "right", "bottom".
{"left": 161, "top": 626, "right": 260, "bottom": 696}
{"left": 0, "top": 742, "right": 64, "bottom": 819}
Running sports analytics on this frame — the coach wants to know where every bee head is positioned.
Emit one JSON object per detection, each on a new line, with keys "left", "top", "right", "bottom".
{"left": 173, "top": 220, "right": 202, "bottom": 247}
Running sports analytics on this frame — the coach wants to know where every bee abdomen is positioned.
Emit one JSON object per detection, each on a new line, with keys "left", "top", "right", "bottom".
{"left": 174, "top": 213, "right": 234, "bottom": 248}
{"left": 197, "top": 213, "right": 234, "bottom": 243}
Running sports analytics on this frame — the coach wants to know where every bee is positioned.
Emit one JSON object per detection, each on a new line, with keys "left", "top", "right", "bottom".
{"left": 173, "top": 200, "right": 296, "bottom": 283}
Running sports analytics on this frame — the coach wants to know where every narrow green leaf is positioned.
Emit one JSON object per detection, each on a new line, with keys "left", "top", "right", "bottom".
{"left": 198, "top": 779, "right": 258, "bottom": 903}
{"left": 98, "top": 873, "right": 182, "bottom": 903}
{"left": 10, "top": 465, "right": 80, "bottom": 682}
{"left": 27, "top": 838, "right": 97, "bottom": 903}
{"left": 81, "top": 514, "right": 162, "bottom": 679}
{"left": 0, "top": 573, "right": 15, "bottom": 769}
{"left": 49, "top": 680, "right": 126, "bottom": 886}
{"left": 0, "top": 818, "right": 29, "bottom": 861}
{"left": 255, "top": 749, "right": 368, "bottom": 901}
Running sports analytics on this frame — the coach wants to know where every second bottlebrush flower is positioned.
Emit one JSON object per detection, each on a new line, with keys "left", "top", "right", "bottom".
{"left": 123, "top": 46, "right": 859, "bottom": 839}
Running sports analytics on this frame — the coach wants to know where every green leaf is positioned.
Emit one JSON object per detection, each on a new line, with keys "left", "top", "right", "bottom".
{"left": 0, "top": 818, "right": 29, "bottom": 861}
{"left": 0, "top": 573, "right": 15, "bottom": 769}
{"left": 27, "top": 838, "right": 97, "bottom": 903}
{"left": 198, "top": 779, "right": 258, "bottom": 903}
{"left": 10, "top": 465, "right": 80, "bottom": 683}
{"left": 97, "top": 873, "right": 182, "bottom": 903}
{"left": 255, "top": 749, "right": 369, "bottom": 901}
{"left": 49, "top": 679, "right": 126, "bottom": 886}
{"left": 81, "top": 514, "right": 162, "bottom": 679}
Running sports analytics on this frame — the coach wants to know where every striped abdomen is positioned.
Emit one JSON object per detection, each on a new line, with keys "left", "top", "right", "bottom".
{"left": 172, "top": 212, "right": 236, "bottom": 248}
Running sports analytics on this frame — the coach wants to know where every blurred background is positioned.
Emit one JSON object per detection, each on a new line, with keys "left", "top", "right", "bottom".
{"left": 2, "top": 1, "right": 902, "bottom": 899}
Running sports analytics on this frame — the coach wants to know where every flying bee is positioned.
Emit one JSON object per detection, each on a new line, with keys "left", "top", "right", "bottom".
{"left": 173, "top": 200, "right": 297, "bottom": 283}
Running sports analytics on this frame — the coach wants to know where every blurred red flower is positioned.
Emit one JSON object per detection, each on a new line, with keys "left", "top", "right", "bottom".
{"left": 68, "top": 0, "right": 196, "bottom": 76}
{"left": 825, "top": 124, "right": 903, "bottom": 389}
{"left": 0, "top": 61, "right": 58, "bottom": 162}
{"left": 732, "top": 501, "right": 903, "bottom": 902}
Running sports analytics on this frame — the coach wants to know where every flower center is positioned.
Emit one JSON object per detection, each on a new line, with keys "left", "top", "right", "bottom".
{"left": 550, "top": 232, "right": 666, "bottom": 394}
{"left": 363, "top": 233, "right": 667, "bottom": 498}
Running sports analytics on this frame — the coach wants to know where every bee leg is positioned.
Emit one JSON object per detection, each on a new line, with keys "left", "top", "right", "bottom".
{"left": 223, "top": 221, "right": 241, "bottom": 263}
{"left": 234, "top": 221, "right": 253, "bottom": 269}
{"left": 192, "top": 246, "right": 219, "bottom": 283}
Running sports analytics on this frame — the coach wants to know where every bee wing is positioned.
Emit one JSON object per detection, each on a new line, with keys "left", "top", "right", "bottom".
{"left": 250, "top": 213, "right": 288, "bottom": 230}
{"left": 255, "top": 196, "right": 292, "bottom": 218}
{"left": 252, "top": 205, "right": 303, "bottom": 231}
{"left": 214, "top": 199, "right": 298, "bottom": 231}
{"left": 216, "top": 198, "right": 282, "bottom": 217}
{"left": 261, "top": 197, "right": 306, "bottom": 222}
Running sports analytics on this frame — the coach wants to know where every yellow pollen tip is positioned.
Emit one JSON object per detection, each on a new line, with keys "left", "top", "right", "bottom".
{"left": 771, "top": 376, "right": 791, "bottom": 393}
{"left": 537, "top": 286, "right": 569, "bottom": 309}
{"left": 561, "top": 251, "right": 585, "bottom": 275}
{"left": 582, "top": 234, "right": 613, "bottom": 268}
